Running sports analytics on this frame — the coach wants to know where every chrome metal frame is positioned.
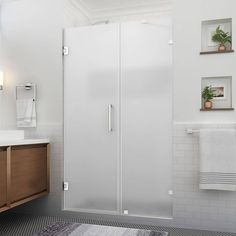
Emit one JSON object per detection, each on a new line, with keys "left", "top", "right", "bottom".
{"left": 16, "top": 83, "right": 36, "bottom": 101}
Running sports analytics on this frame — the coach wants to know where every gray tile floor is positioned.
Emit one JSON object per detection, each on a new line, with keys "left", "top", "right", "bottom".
{"left": 0, "top": 213, "right": 235, "bottom": 236}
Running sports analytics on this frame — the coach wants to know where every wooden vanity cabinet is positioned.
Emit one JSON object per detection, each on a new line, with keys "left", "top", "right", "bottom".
{"left": 0, "top": 148, "right": 8, "bottom": 212}
{"left": 0, "top": 143, "right": 49, "bottom": 213}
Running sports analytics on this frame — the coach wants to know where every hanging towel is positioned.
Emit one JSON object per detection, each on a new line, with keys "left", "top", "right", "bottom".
{"left": 16, "top": 99, "right": 36, "bottom": 128}
{"left": 199, "top": 129, "right": 236, "bottom": 191}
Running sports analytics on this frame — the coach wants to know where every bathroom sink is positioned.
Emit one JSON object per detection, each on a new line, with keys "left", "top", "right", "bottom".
{"left": 0, "top": 130, "right": 24, "bottom": 142}
{"left": 0, "top": 130, "right": 49, "bottom": 147}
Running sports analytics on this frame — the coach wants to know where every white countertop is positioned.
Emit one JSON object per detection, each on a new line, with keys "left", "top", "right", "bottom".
{"left": 0, "top": 139, "right": 50, "bottom": 147}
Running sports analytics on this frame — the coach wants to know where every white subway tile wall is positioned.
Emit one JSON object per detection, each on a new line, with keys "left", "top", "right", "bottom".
{"left": 16, "top": 122, "right": 236, "bottom": 233}
{"left": 173, "top": 123, "right": 236, "bottom": 232}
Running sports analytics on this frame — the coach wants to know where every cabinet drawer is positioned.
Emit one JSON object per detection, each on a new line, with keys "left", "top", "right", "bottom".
{"left": 10, "top": 145, "right": 48, "bottom": 203}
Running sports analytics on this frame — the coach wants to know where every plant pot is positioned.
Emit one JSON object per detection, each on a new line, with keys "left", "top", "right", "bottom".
{"left": 204, "top": 101, "right": 213, "bottom": 109}
{"left": 218, "top": 44, "right": 226, "bottom": 52}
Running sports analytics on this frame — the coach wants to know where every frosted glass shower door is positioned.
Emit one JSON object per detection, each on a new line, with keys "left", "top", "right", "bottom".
{"left": 121, "top": 23, "right": 173, "bottom": 218}
{"left": 64, "top": 24, "right": 120, "bottom": 214}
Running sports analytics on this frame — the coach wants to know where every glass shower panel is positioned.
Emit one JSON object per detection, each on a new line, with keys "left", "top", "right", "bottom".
{"left": 64, "top": 24, "right": 120, "bottom": 214}
{"left": 121, "top": 23, "right": 173, "bottom": 218}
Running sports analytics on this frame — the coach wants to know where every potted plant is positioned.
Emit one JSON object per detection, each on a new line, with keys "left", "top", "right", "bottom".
{"left": 212, "top": 26, "right": 232, "bottom": 52}
{"left": 202, "top": 86, "right": 214, "bottom": 109}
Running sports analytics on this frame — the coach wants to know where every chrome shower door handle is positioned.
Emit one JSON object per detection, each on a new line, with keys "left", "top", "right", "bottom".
{"left": 108, "top": 104, "right": 113, "bottom": 132}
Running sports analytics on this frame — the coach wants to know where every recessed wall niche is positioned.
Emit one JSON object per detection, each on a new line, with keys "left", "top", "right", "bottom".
{"left": 201, "top": 76, "right": 233, "bottom": 111}
{"left": 201, "top": 18, "right": 233, "bottom": 54}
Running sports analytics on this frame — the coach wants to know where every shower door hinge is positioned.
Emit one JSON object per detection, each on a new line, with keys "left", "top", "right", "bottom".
{"left": 63, "top": 46, "right": 69, "bottom": 56}
{"left": 63, "top": 182, "right": 69, "bottom": 191}
{"left": 123, "top": 210, "right": 129, "bottom": 215}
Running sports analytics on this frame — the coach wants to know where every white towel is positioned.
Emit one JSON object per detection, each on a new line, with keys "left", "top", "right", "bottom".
{"left": 199, "top": 129, "right": 236, "bottom": 191}
{"left": 16, "top": 99, "right": 36, "bottom": 128}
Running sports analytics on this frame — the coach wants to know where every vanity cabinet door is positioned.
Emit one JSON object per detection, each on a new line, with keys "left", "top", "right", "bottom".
{"left": 0, "top": 148, "right": 7, "bottom": 209}
{"left": 10, "top": 144, "right": 48, "bottom": 203}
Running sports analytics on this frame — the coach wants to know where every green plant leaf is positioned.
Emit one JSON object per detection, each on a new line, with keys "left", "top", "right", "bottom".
{"left": 202, "top": 86, "right": 214, "bottom": 101}
{"left": 211, "top": 25, "right": 232, "bottom": 46}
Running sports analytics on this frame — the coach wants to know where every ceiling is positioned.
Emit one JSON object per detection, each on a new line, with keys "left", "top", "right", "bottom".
{"left": 0, "top": 0, "right": 172, "bottom": 11}
{"left": 71, "top": 0, "right": 173, "bottom": 21}
{"left": 0, "top": 0, "right": 173, "bottom": 23}
{"left": 77, "top": 0, "right": 169, "bottom": 11}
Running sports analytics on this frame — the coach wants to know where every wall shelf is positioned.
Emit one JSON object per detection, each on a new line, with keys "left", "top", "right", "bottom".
{"left": 200, "top": 108, "right": 234, "bottom": 111}
{"left": 200, "top": 49, "right": 234, "bottom": 55}
{"left": 201, "top": 76, "right": 233, "bottom": 111}
{"left": 201, "top": 18, "right": 232, "bottom": 53}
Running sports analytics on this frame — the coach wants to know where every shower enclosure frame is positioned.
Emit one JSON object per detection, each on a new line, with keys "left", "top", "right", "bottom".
{"left": 63, "top": 22, "right": 174, "bottom": 220}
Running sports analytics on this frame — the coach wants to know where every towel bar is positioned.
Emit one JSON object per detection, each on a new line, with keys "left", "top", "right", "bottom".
{"left": 186, "top": 129, "right": 200, "bottom": 134}
{"left": 187, "top": 128, "right": 236, "bottom": 134}
{"left": 16, "top": 83, "right": 37, "bottom": 101}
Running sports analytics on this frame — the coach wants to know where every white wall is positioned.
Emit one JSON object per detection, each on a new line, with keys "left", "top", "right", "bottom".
{"left": 0, "top": 0, "right": 64, "bottom": 214}
{"left": 171, "top": 0, "right": 236, "bottom": 232}
{"left": 173, "top": 122, "right": 236, "bottom": 233}
{"left": 173, "top": 0, "right": 236, "bottom": 123}
{"left": 0, "top": 0, "right": 63, "bottom": 128}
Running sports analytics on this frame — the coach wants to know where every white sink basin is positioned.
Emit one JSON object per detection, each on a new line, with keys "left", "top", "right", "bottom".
{"left": 0, "top": 130, "right": 49, "bottom": 147}
{"left": 0, "top": 130, "right": 25, "bottom": 142}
